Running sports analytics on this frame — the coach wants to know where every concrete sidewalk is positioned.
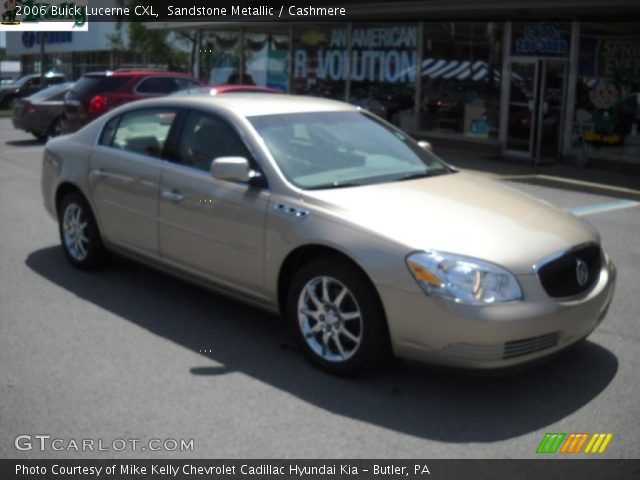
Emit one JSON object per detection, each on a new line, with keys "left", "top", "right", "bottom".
{"left": 435, "top": 147, "right": 640, "bottom": 202}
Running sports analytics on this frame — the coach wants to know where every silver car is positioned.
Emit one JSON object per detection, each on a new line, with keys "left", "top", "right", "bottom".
{"left": 41, "top": 94, "right": 616, "bottom": 375}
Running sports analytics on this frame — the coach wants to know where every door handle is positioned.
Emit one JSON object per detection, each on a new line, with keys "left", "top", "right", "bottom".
{"left": 91, "top": 168, "right": 109, "bottom": 180}
{"left": 161, "top": 188, "right": 185, "bottom": 202}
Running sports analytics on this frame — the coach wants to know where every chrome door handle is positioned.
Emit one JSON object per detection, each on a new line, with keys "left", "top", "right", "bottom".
{"left": 161, "top": 189, "right": 184, "bottom": 202}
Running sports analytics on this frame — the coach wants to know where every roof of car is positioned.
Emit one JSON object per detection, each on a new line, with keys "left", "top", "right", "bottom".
{"left": 83, "top": 70, "right": 196, "bottom": 78}
{"left": 24, "top": 73, "right": 65, "bottom": 78}
{"left": 155, "top": 93, "right": 357, "bottom": 117}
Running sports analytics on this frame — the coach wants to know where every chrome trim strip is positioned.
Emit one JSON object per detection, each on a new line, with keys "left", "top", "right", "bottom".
{"left": 532, "top": 242, "right": 600, "bottom": 273}
{"left": 532, "top": 242, "right": 604, "bottom": 301}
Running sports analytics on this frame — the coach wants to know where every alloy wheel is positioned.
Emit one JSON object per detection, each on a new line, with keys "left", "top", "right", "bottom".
{"left": 62, "top": 203, "right": 89, "bottom": 261}
{"left": 297, "top": 276, "right": 363, "bottom": 362}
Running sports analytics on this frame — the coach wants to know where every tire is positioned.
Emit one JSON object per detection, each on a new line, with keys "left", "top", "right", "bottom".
{"left": 0, "top": 96, "right": 13, "bottom": 109}
{"left": 286, "top": 256, "right": 390, "bottom": 375}
{"left": 33, "top": 132, "right": 48, "bottom": 143}
{"left": 48, "top": 117, "right": 63, "bottom": 139}
{"left": 58, "top": 192, "right": 107, "bottom": 269}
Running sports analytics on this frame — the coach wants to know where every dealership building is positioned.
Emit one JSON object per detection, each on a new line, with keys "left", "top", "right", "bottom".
{"left": 159, "top": 1, "right": 640, "bottom": 168}
{"left": 7, "top": 0, "right": 640, "bottom": 168}
{"left": 5, "top": 23, "right": 124, "bottom": 79}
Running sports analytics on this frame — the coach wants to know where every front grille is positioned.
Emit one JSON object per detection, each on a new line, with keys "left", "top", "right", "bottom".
{"left": 537, "top": 244, "right": 601, "bottom": 298}
{"left": 503, "top": 332, "right": 560, "bottom": 359}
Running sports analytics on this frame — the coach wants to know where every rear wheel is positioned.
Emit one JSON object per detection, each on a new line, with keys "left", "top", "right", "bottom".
{"left": 48, "top": 117, "right": 63, "bottom": 139}
{"left": 58, "top": 192, "right": 107, "bottom": 269}
{"left": 286, "top": 257, "right": 389, "bottom": 375}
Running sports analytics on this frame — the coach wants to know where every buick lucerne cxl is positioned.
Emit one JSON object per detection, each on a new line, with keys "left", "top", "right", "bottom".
{"left": 41, "top": 94, "right": 616, "bottom": 375}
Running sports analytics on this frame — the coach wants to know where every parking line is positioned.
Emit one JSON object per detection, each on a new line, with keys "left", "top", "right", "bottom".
{"left": 567, "top": 199, "right": 640, "bottom": 216}
{"left": 500, "top": 174, "right": 640, "bottom": 198}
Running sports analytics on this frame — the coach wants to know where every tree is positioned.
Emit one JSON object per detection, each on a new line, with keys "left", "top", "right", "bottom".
{"left": 107, "top": 0, "right": 188, "bottom": 71}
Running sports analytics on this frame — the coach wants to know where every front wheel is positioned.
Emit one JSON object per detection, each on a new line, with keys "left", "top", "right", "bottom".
{"left": 58, "top": 192, "right": 107, "bottom": 269}
{"left": 286, "top": 257, "right": 389, "bottom": 375}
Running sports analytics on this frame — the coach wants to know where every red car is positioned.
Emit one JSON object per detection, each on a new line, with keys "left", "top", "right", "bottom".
{"left": 171, "top": 84, "right": 282, "bottom": 96}
{"left": 62, "top": 70, "right": 201, "bottom": 133}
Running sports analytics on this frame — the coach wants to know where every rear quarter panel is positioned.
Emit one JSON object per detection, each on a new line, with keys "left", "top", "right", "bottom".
{"left": 42, "top": 123, "right": 102, "bottom": 219}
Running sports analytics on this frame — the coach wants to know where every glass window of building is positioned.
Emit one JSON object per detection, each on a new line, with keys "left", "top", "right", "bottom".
{"left": 348, "top": 23, "right": 418, "bottom": 128}
{"left": 420, "top": 22, "right": 503, "bottom": 140}
{"left": 244, "top": 29, "right": 290, "bottom": 91}
{"left": 506, "top": 22, "right": 571, "bottom": 158}
{"left": 201, "top": 30, "right": 241, "bottom": 84}
{"left": 292, "top": 25, "right": 347, "bottom": 100}
{"left": 573, "top": 22, "right": 640, "bottom": 164}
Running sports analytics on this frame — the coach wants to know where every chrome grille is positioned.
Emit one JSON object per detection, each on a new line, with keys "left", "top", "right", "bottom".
{"left": 537, "top": 244, "right": 601, "bottom": 298}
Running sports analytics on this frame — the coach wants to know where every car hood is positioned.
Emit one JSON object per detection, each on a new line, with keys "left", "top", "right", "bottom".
{"left": 301, "top": 172, "right": 599, "bottom": 274}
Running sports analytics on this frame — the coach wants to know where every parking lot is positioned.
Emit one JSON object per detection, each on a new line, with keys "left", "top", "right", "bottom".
{"left": 0, "top": 117, "right": 638, "bottom": 459}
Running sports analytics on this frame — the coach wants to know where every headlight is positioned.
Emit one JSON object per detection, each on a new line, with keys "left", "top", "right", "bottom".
{"left": 406, "top": 251, "right": 522, "bottom": 305}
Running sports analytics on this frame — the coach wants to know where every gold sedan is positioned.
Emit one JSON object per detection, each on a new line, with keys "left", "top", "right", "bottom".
{"left": 41, "top": 94, "right": 616, "bottom": 375}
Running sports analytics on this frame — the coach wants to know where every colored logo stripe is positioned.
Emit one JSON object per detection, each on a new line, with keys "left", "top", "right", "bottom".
{"left": 536, "top": 433, "right": 566, "bottom": 453}
{"left": 560, "top": 433, "right": 589, "bottom": 453}
{"left": 537, "top": 433, "right": 613, "bottom": 454}
{"left": 584, "top": 433, "right": 613, "bottom": 454}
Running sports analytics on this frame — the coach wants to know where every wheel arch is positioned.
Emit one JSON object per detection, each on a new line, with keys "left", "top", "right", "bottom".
{"left": 55, "top": 182, "right": 87, "bottom": 218}
{"left": 277, "top": 244, "right": 388, "bottom": 322}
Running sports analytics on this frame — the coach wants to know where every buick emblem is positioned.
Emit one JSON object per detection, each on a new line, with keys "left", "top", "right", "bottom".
{"left": 576, "top": 258, "right": 589, "bottom": 287}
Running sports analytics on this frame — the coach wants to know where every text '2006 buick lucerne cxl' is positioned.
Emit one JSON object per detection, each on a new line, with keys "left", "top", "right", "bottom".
{"left": 41, "top": 93, "right": 616, "bottom": 375}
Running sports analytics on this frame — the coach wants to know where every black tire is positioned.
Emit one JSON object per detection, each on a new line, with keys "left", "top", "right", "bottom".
{"left": 0, "top": 96, "right": 14, "bottom": 109}
{"left": 33, "top": 132, "right": 48, "bottom": 143}
{"left": 286, "top": 256, "right": 390, "bottom": 375}
{"left": 58, "top": 192, "right": 107, "bottom": 270}
{"left": 48, "top": 117, "right": 63, "bottom": 139}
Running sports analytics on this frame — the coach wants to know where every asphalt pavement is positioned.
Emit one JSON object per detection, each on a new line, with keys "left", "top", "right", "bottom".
{"left": 1, "top": 118, "right": 638, "bottom": 459}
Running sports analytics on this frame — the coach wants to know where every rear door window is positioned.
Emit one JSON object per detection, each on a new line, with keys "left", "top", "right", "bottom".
{"left": 104, "top": 108, "right": 178, "bottom": 159}
{"left": 136, "top": 77, "right": 182, "bottom": 94}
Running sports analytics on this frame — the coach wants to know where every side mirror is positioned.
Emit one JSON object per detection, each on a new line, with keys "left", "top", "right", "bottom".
{"left": 417, "top": 140, "right": 433, "bottom": 151}
{"left": 210, "top": 156, "right": 264, "bottom": 187}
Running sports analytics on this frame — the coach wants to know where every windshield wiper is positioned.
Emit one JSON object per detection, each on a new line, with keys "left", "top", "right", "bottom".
{"left": 306, "top": 182, "right": 362, "bottom": 190}
{"left": 395, "top": 170, "right": 452, "bottom": 182}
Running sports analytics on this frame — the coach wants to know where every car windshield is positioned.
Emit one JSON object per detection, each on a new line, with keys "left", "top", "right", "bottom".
{"left": 249, "top": 111, "right": 451, "bottom": 189}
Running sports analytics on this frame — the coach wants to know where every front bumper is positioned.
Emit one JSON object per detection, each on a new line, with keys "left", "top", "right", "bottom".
{"left": 379, "top": 257, "right": 616, "bottom": 369}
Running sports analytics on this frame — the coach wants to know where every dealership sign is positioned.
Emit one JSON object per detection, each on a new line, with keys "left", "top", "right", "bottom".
{"left": 294, "top": 26, "right": 418, "bottom": 83}
{"left": 0, "top": 0, "right": 88, "bottom": 31}
{"left": 21, "top": 31, "right": 72, "bottom": 48}
{"left": 514, "top": 25, "right": 569, "bottom": 56}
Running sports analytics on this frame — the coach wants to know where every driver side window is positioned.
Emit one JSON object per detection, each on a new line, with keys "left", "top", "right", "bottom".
{"left": 175, "top": 111, "right": 252, "bottom": 172}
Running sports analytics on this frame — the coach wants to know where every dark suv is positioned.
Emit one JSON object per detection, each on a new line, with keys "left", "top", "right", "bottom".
{"left": 62, "top": 70, "right": 201, "bottom": 133}
{"left": 0, "top": 73, "right": 67, "bottom": 109}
